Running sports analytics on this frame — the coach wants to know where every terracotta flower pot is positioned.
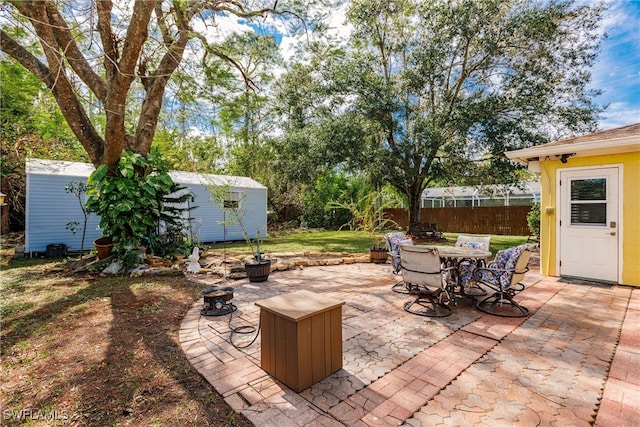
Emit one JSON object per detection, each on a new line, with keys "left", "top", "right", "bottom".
{"left": 93, "top": 236, "right": 113, "bottom": 259}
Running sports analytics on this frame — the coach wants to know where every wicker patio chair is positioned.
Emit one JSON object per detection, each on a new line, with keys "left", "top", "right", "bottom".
{"left": 455, "top": 235, "right": 491, "bottom": 296}
{"left": 385, "top": 232, "right": 415, "bottom": 293}
{"left": 473, "top": 244, "right": 533, "bottom": 317}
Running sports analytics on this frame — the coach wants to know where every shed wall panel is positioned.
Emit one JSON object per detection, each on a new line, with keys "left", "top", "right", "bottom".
{"left": 26, "top": 175, "right": 103, "bottom": 254}
{"left": 25, "top": 160, "right": 267, "bottom": 252}
{"left": 176, "top": 185, "right": 267, "bottom": 244}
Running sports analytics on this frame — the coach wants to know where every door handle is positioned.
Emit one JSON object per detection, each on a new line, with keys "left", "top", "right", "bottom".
{"left": 610, "top": 231, "right": 616, "bottom": 236}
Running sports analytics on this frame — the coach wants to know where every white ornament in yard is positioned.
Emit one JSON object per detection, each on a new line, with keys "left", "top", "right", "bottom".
{"left": 186, "top": 247, "right": 201, "bottom": 274}
{"left": 103, "top": 260, "right": 123, "bottom": 275}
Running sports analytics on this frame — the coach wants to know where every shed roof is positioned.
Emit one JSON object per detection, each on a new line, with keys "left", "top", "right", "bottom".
{"left": 26, "top": 158, "right": 266, "bottom": 189}
{"left": 169, "top": 170, "right": 266, "bottom": 189}
{"left": 505, "top": 123, "right": 640, "bottom": 164}
{"left": 26, "top": 159, "right": 95, "bottom": 177}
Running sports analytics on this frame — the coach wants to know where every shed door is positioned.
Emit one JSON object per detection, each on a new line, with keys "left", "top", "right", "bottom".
{"left": 559, "top": 167, "right": 619, "bottom": 282}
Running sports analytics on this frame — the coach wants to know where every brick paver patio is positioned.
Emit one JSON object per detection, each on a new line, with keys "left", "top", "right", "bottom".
{"left": 180, "top": 260, "right": 639, "bottom": 426}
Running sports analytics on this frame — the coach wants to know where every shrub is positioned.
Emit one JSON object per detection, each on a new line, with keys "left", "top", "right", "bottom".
{"left": 329, "top": 191, "right": 398, "bottom": 249}
{"left": 85, "top": 149, "right": 193, "bottom": 268}
{"left": 527, "top": 202, "right": 541, "bottom": 237}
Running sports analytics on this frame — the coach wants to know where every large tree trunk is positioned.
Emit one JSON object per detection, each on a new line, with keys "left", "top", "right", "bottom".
{"left": 407, "top": 182, "right": 424, "bottom": 236}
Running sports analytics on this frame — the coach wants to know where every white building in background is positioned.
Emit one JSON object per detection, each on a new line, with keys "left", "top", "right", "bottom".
{"left": 421, "top": 182, "right": 540, "bottom": 208}
{"left": 25, "top": 158, "right": 267, "bottom": 255}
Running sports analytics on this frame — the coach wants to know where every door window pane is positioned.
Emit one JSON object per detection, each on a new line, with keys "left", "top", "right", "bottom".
{"left": 571, "top": 178, "right": 606, "bottom": 200}
{"left": 570, "top": 203, "right": 606, "bottom": 225}
{"left": 569, "top": 178, "right": 607, "bottom": 225}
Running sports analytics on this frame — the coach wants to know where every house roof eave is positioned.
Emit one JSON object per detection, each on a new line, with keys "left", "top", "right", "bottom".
{"left": 505, "top": 135, "right": 640, "bottom": 165}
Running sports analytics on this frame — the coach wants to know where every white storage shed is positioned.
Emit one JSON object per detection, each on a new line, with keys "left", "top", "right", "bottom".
{"left": 25, "top": 158, "right": 268, "bottom": 255}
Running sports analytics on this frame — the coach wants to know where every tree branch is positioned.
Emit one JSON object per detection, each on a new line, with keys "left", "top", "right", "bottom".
{"left": 101, "top": 1, "right": 155, "bottom": 168}
{"left": 193, "top": 33, "right": 257, "bottom": 90}
{"left": 133, "top": 2, "right": 193, "bottom": 154}
{"left": 43, "top": 1, "right": 108, "bottom": 101}
{"left": 154, "top": 2, "right": 174, "bottom": 47}
{"left": 95, "top": 0, "right": 118, "bottom": 83}
{"left": 112, "top": 1, "right": 154, "bottom": 88}
{"left": 0, "top": 29, "right": 52, "bottom": 86}
{"left": 1, "top": 10, "right": 105, "bottom": 166}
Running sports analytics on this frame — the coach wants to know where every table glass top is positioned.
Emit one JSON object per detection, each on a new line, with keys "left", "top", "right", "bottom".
{"left": 419, "top": 245, "right": 491, "bottom": 259}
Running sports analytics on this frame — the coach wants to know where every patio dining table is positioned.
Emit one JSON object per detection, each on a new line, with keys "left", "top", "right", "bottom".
{"left": 426, "top": 245, "right": 491, "bottom": 262}
{"left": 422, "top": 245, "right": 491, "bottom": 297}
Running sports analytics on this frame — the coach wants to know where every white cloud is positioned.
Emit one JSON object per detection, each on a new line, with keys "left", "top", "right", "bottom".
{"left": 599, "top": 102, "right": 640, "bottom": 129}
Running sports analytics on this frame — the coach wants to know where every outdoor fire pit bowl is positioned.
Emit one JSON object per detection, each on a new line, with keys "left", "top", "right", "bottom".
{"left": 200, "top": 286, "right": 237, "bottom": 316}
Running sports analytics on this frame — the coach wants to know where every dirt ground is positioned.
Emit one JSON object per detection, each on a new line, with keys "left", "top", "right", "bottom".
{"left": 1, "top": 237, "right": 253, "bottom": 426}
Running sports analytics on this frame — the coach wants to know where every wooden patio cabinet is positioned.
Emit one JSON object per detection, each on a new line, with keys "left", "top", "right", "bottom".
{"left": 255, "top": 290, "right": 344, "bottom": 392}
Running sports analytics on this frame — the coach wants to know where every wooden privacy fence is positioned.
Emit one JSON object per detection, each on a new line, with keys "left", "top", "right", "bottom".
{"left": 384, "top": 206, "right": 532, "bottom": 236}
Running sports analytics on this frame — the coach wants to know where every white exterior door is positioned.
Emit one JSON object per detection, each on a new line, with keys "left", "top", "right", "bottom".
{"left": 559, "top": 167, "right": 619, "bottom": 282}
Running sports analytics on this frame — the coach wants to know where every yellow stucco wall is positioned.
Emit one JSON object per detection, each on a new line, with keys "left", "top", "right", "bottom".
{"left": 539, "top": 151, "right": 640, "bottom": 286}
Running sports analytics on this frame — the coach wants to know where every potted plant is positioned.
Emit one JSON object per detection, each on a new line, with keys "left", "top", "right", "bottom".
{"left": 209, "top": 184, "right": 271, "bottom": 282}
{"left": 369, "top": 237, "right": 390, "bottom": 264}
{"left": 329, "top": 191, "right": 398, "bottom": 263}
{"left": 243, "top": 228, "right": 271, "bottom": 282}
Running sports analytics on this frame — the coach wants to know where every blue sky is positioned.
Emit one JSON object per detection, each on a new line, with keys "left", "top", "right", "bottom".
{"left": 590, "top": 1, "right": 640, "bottom": 129}
{"left": 273, "top": 1, "right": 640, "bottom": 131}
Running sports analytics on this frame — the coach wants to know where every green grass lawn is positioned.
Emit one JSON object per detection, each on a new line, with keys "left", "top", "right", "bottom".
{"left": 204, "top": 229, "right": 528, "bottom": 257}
{"left": 204, "top": 229, "right": 375, "bottom": 254}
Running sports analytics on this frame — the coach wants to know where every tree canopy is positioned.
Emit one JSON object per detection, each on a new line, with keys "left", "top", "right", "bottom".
{"left": 0, "top": 0, "right": 306, "bottom": 171}
{"left": 273, "top": 0, "right": 604, "bottom": 232}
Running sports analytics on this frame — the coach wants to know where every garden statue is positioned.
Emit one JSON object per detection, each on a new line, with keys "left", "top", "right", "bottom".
{"left": 187, "top": 247, "right": 201, "bottom": 274}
